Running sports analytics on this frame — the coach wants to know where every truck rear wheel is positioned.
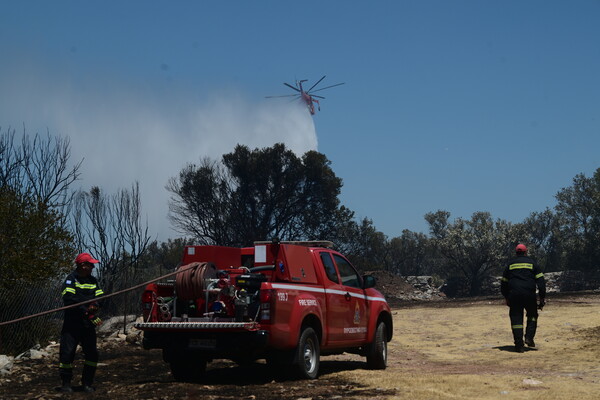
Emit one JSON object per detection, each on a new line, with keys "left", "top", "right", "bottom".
{"left": 295, "top": 327, "right": 320, "bottom": 379}
{"left": 169, "top": 357, "right": 207, "bottom": 382}
{"left": 366, "top": 321, "right": 388, "bottom": 369}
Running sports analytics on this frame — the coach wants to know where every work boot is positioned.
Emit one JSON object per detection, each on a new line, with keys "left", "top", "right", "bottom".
{"left": 82, "top": 385, "right": 95, "bottom": 393}
{"left": 58, "top": 384, "right": 73, "bottom": 393}
{"left": 58, "top": 377, "right": 73, "bottom": 393}
{"left": 524, "top": 337, "right": 536, "bottom": 347}
{"left": 515, "top": 344, "right": 525, "bottom": 353}
{"left": 81, "top": 362, "right": 96, "bottom": 391}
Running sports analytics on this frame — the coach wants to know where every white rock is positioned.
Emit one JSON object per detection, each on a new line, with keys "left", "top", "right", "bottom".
{"left": 523, "top": 378, "right": 543, "bottom": 385}
{"left": 28, "top": 349, "right": 47, "bottom": 360}
{"left": 126, "top": 331, "right": 142, "bottom": 344}
{"left": 0, "top": 355, "right": 14, "bottom": 371}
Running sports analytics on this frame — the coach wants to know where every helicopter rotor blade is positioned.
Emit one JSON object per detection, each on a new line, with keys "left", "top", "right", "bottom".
{"left": 311, "top": 82, "right": 345, "bottom": 93}
{"left": 283, "top": 82, "right": 301, "bottom": 92}
{"left": 312, "top": 95, "right": 325, "bottom": 99}
{"left": 265, "top": 94, "right": 300, "bottom": 98}
{"left": 307, "top": 75, "right": 326, "bottom": 93}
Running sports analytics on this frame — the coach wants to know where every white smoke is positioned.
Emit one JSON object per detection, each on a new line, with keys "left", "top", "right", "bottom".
{"left": 1, "top": 69, "right": 318, "bottom": 241}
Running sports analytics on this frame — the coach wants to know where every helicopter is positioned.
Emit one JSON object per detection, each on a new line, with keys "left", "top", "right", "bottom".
{"left": 266, "top": 75, "right": 345, "bottom": 115}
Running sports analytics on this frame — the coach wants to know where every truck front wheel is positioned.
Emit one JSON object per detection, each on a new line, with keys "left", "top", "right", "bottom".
{"left": 295, "top": 327, "right": 320, "bottom": 379}
{"left": 366, "top": 321, "right": 388, "bottom": 369}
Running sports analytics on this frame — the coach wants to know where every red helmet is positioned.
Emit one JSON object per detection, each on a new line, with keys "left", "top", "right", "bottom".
{"left": 515, "top": 244, "right": 527, "bottom": 254}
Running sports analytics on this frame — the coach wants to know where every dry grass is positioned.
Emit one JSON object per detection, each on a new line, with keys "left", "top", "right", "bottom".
{"left": 328, "top": 294, "right": 600, "bottom": 399}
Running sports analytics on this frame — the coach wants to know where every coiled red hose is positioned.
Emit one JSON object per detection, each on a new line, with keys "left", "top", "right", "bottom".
{"left": 175, "top": 262, "right": 217, "bottom": 300}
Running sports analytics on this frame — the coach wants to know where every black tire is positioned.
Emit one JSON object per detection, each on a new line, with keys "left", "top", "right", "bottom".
{"left": 169, "top": 357, "right": 207, "bottom": 382}
{"left": 366, "top": 321, "right": 388, "bottom": 369}
{"left": 295, "top": 327, "right": 320, "bottom": 379}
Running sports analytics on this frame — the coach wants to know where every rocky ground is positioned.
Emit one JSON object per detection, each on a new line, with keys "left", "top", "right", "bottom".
{"left": 0, "top": 329, "right": 396, "bottom": 400}
{"left": 365, "top": 271, "right": 446, "bottom": 303}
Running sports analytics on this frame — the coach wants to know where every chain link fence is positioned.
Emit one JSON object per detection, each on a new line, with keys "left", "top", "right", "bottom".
{"left": 0, "top": 265, "right": 162, "bottom": 356}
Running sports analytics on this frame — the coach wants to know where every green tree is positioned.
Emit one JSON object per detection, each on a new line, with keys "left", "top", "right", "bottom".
{"left": 387, "top": 229, "right": 431, "bottom": 276}
{"left": 140, "top": 237, "right": 195, "bottom": 276}
{"left": 0, "top": 128, "right": 80, "bottom": 285}
{"left": 425, "top": 210, "right": 511, "bottom": 296}
{"left": 516, "top": 209, "right": 564, "bottom": 272}
{"left": 166, "top": 143, "right": 348, "bottom": 246}
{"left": 0, "top": 188, "right": 74, "bottom": 287}
{"left": 554, "top": 168, "right": 600, "bottom": 273}
{"left": 338, "top": 217, "right": 388, "bottom": 272}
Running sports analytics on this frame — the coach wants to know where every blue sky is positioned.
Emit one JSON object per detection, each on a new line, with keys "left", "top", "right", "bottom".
{"left": 1, "top": 1, "right": 599, "bottom": 242}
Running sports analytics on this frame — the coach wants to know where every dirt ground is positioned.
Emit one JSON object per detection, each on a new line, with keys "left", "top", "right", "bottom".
{"left": 2, "top": 291, "right": 600, "bottom": 400}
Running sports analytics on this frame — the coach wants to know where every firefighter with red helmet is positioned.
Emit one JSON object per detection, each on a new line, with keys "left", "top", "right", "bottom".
{"left": 58, "top": 252, "right": 105, "bottom": 393}
{"left": 501, "top": 244, "right": 546, "bottom": 353}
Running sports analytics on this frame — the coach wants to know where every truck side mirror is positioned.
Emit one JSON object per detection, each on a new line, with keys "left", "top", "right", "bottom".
{"left": 363, "top": 275, "right": 376, "bottom": 289}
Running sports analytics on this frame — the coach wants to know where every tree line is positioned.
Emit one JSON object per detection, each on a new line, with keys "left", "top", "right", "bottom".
{"left": 165, "top": 143, "right": 600, "bottom": 296}
{"left": 2, "top": 127, "right": 600, "bottom": 303}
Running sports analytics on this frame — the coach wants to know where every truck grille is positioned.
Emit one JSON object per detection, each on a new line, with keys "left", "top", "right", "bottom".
{"left": 134, "top": 321, "right": 259, "bottom": 330}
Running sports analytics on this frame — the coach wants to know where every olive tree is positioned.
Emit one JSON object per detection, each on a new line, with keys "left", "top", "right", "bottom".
{"left": 425, "top": 210, "right": 512, "bottom": 296}
{"left": 337, "top": 217, "right": 388, "bottom": 272}
{"left": 554, "top": 168, "right": 600, "bottom": 273}
{"left": 515, "top": 209, "right": 564, "bottom": 272}
{"left": 387, "top": 230, "right": 432, "bottom": 277}
{"left": 167, "top": 143, "right": 350, "bottom": 246}
{"left": 0, "top": 188, "right": 74, "bottom": 288}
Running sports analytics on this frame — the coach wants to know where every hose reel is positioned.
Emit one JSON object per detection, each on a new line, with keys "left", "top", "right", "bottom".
{"left": 175, "top": 262, "right": 218, "bottom": 300}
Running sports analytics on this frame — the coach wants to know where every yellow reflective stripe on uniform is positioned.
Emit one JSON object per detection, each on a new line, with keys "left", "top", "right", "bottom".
{"left": 535, "top": 273, "right": 544, "bottom": 279}
{"left": 62, "top": 287, "right": 76, "bottom": 296}
{"left": 512, "top": 324, "right": 523, "bottom": 329}
{"left": 59, "top": 363, "right": 73, "bottom": 369}
{"left": 75, "top": 282, "right": 97, "bottom": 289}
{"left": 509, "top": 263, "right": 533, "bottom": 270}
{"left": 95, "top": 289, "right": 104, "bottom": 296}
{"left": 84, "top": 360, "right": 98, "bottom": 367}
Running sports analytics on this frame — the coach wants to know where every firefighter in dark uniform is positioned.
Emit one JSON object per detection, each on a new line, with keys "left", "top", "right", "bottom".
{"left": 58, "top": 252, "right": 105, "bottom": 393}
{"left": 501, "top": 244, "right": 546, "bottom": 353}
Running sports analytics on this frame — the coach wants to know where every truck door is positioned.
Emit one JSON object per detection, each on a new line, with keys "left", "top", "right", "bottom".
{"left": 332, "top": 254, "right": 368, "bottom": 343}
{"left": 319, "top": 252, "right": 345, "bottom": 343}
{"left": 319, "top": 252, "right": 368, "bottom": 344}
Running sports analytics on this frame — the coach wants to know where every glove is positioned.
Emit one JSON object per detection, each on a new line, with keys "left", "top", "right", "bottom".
{"left": 538, "top": 299, "right": 545, "bottom": 310}
{"left": 87, "top": 302, "right": 99, "bottom": 314}
{"left": 88, "top": 314, "right": 102, "bottom": 327}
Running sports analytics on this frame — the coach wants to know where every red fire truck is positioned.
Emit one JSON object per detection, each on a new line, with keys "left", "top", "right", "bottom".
{"left": 134, "top": 240, "right": 392, "bottom": 381}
